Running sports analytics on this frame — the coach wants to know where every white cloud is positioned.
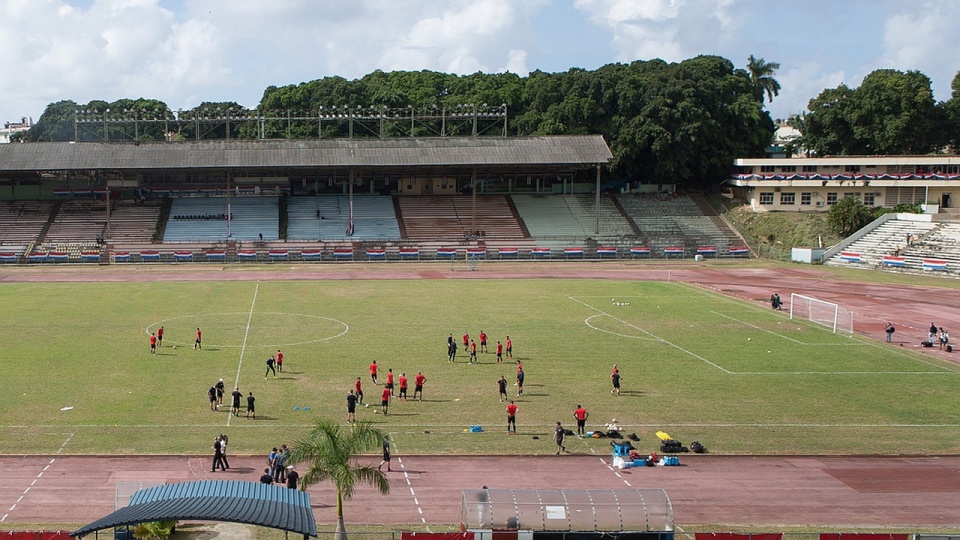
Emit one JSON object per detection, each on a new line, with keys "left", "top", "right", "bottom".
{"left": 881, "top": 3, "right": 960, "bottom": 102}
{"left": 500, "top": 49, "right": 528, "bottom": 75}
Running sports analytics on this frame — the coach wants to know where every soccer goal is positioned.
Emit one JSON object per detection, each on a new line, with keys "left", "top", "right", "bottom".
{"left": 450, "top": 251, "right": 480, "bottom": 271}
{"left": 789, "top": 293, "right": 854, "bottom": 334}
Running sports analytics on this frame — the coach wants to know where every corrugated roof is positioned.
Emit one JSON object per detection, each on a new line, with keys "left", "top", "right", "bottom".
{"left": 71, "top": 480, "right": 317, "bottom": 538}
{"left": 0, "top": 136, "right": 612, "bottom": 171}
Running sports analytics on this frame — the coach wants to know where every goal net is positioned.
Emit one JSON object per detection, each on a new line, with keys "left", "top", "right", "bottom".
{"left": 789, "top": 293, "right": 853, "bottom": 334}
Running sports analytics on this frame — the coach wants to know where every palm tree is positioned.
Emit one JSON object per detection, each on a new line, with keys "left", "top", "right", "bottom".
{"left": 747, "top": 55, "right": 782, "bottom": 104}
{"left": 288, "top": 419, "right": 389, "bottom": 540}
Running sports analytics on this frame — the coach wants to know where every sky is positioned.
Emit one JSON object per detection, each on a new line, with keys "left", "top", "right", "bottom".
{"left": 1, "top": 0, "right": 959, "bottom": 127}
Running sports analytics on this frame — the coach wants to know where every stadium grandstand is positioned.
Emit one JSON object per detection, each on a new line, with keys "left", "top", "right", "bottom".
{"left": 0, "top": 137, "right": 747, "bottom": 263}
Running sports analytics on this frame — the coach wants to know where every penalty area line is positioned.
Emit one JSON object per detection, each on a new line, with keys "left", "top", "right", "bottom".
{"left": 569, "top": 296, "right": 731, "bottom": 374}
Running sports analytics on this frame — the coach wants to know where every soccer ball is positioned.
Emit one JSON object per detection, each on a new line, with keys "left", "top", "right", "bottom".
{"left": 374, "top": 409, "right": 380, "bottom": 414}
{"left": 172, "top": 345, "right": 177, "bottom": 349}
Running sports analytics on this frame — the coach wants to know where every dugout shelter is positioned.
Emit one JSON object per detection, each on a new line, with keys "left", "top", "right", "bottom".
{"left": 460, "top": 489, "right": 674, "bottom": 540}
{"left": 71, "top": 480, "right": 317, "bottom": 540}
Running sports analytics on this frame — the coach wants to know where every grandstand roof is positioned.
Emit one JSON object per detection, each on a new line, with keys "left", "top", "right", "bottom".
{"left": 0, "top": 136, "right": 612, "bottom": 172}
{"left": 71, "top": 480, "right": 317, "bottom": 538}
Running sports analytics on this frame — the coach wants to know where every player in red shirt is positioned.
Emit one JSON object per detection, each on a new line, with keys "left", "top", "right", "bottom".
{"left": 479, "top": 331, "right": 488, "bottom": 353}
{"left": 149, "top": 332, "right": 157, "bottom": 354}
{"left": 386, "top": 369, "right": 395, "bottom": 396}
{"left": 380, "top": 387, "right": 391, "bottom": 415}
{"left": 462, "top": 332, "right": 470, "bottom": 351}
{"left": 573, "top": 405, "right": 589, "bottom": 437}
{"left": 505, "top": 336, "right": 512, "bottom": 359}
{"left": 355, "top": 377, "right": 364, "bottom": 404}
{"left": 398, "top": 373, "right": 408, "bottom": 401}
{"left": 469, "top": 340, "right": 478, "bottom": 363}
{"left": 194, "top": 328, "right": 202, "bottom": 350}
{"left": 369, "top": 360, "right": 379, "bottom": 385}
{"left": 276, "top": 350, "right": 284, "bottom": 372}
{"left": 496, "top": 341, "right": 503, "bottom": 363}
{"left": 156, "top": 326, "right": 164, "bottom": 347}
{"left": 506, "top": 401, "right": 518, "bottom": 434}
{"left": 413, "top": 372, "right": 426, "bottom": 401}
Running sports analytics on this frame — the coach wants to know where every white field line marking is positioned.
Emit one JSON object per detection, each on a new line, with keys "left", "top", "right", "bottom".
{"left": 569, "top": 296, "right": 731, "bottom": 374}
{"left": 6, "top": 419, "right": 960, "bottom": 429}
{"left": 585, "top": 314, "right": 660, "bottom": 342}
{"left": 146, "top": 311, "right": 348, "bottom": 348}
{"left": 228, "top": 282, "right": 260, "bottom": 427}
{"left": 2, "top": 457, "right": 56, "bottom": 522}
{"left": 707, "top": 313, "right": 960, "bottom": 372}
{"left": 392, "top": 441, "right": 430, "bottom": 530}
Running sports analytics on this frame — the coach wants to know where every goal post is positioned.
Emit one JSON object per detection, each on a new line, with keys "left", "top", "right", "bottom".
{"left": 789, "top": 293, "right": 853, "bottom": 335}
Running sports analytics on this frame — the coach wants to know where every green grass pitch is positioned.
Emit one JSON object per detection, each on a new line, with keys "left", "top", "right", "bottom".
{"left": 1, "top": 278, "right": 958, "bottom": 456}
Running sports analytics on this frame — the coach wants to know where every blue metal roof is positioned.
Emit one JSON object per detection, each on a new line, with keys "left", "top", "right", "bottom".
{"left": 71, "top": 480, "right": 317, "bottom": 538}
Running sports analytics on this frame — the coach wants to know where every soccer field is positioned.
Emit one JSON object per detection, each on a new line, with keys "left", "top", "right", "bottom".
{"left": 2, "top": 278, "right": 958, "bottom": 456}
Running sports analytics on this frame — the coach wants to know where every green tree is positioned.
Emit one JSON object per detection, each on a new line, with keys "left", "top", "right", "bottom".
{"left": 799, "top": 69, "right": 947, "bottom": 155}
{"left": 945, "top": 70, "right": 960, "bottom": 151}
{"left": 132, "top": 520, "right": 176, "bottom": 540}
{"left": 829, "top": 196, "right": 875, "bottom": 236}
{"left": 746, "top": 55, "right": 781, "bottom": 104}
{"left": 25, "top": 100, "right": 79, "bottom": 141}
{"left": 288, "top": 420, "right": 389, "bottom": 540}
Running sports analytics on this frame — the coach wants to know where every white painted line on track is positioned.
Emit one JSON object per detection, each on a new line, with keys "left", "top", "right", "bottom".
{"left": 393, "top": 441, "right": 431, "bottom": 530}
{"left": 2, "top": 455, "right": 58, "bottom": 522}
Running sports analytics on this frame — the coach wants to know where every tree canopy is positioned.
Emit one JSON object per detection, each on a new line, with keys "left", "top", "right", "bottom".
{"left": 23, "top": 56, "right": 778, "bottom": 186}
{"left": 797, "top": 69, "right": 949, "bottom": 155}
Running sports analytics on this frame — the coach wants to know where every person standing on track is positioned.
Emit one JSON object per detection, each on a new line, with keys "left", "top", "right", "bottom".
{"left": 378, "top": 438, "right": 392, "bottom": 472}
{"left": 573, "top": 405, "right": 589, "bottom": 437}
{"left": 194, "top": 327, "right": 202, "bottom": 350}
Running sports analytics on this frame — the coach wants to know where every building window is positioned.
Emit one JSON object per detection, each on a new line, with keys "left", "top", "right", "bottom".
{"left": 845, "top": 165, "right": 861, "bottom": 172}
{"left": 759, "top": 192, "right": 774, "bottom": 205}
{"left": 760, "top": 165, "right": 776, "bottom": 173}
{"left": 801, "top": 193, "right": 812, "bottom": 205}
{"left": 780, "top": 192, "right": 796, "bottom": 205}
{"left": 864, "top": 193, "right": 876, "bottom": 206}
{"left": 826, "top": 192, "right": 838, "bottom": 205}
{"left": 802, "top": 165, "right": 817, "bottom": 173}
{"left": 780, "top": 166, "right": 796, "bottom": 173}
